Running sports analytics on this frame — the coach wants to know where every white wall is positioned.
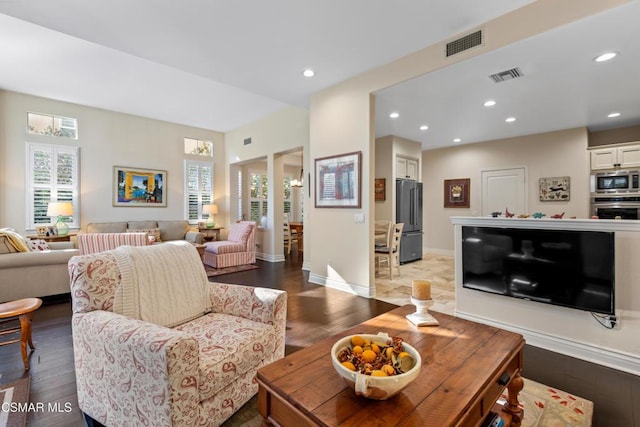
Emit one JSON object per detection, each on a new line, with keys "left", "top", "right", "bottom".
{"left": 423, "top": 128, "right": 591, "bottom": 252}
{"left": 0, "top": 91, "right": 225, "bottom": 234}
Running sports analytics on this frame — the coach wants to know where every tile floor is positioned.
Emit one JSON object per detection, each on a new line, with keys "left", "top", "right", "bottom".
{"left": 374, "top": 252, "right": 456, "bottom": 315}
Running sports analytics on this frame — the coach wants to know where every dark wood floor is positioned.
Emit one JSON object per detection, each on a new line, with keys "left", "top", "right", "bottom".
{"left": 1, "top": 255, "right": 638, "bottom": 426}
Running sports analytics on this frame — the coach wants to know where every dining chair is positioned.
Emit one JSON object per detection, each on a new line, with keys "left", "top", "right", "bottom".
{"left": 283, "top": 218, "right": 298, "bottom": 254}
{"left": 375, "top": 222, "right": 404, "bottom": 280}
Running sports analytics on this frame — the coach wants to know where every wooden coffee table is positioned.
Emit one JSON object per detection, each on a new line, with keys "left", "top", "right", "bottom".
{"left": 257, "top": 305, "right": 525, "bottom": 427}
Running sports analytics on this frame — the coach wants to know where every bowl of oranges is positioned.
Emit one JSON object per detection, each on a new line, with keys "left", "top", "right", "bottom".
{"left": 331, "top": 332, "right": 421, "bottom": 400}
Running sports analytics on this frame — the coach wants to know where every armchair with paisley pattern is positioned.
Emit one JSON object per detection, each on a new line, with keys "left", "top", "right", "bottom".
{"left": 68, "top": 244, "right": 287, "bottom": 426}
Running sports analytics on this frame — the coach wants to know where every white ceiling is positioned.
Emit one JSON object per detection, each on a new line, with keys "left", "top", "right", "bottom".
{"left": 0, "top": 1, "right": 637, "bottom": 151}
{"left": 375, "top": 1, "right": 640, "bottom": 149}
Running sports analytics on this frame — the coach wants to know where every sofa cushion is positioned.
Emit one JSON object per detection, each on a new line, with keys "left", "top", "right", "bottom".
{"left": 127, "top": 220, "right": 159, "bottom": 231}
{"left": 157, "top": 220, "right": 191, "bottom": 241}
{"left": 204, "top": 241, "right": 246, "bottom": 255}
{"left": 87, "top": 222, "right": 127, "bottom": 233}
{"left": 227, "top": 222, "right": 253, "bottom": 245}
{"left": 77, "top": 233, "right": 149, "bottom": 255}
{"left": 174, "top": 312, "right": 278, "bottom": 401}
{"left": 27, "top": 239, "right": 50, "bottom": 251}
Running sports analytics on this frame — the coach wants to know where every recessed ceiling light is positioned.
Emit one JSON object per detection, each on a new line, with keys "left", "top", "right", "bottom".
{"left": 389, "top": 112, "right": 400, "bottom": 119}
{"left": 453, "top": 138, "right": 462, "bottom": 143}
{"left": 505, "top": 117, "right": 516, "bottom": 123}
{"left": 608, "top": 112, "right": 621, "bottom": 118}
{"left": 302, "top": 69, "right": 315, "bottom": 78}
{"left": 595, "top": 52, "right": 617, "bottom": 63}
{"left": 483, "top": 100, "right": 496, "bottom": 107}
{"left": 420, "top": 125, "right": 429, "bottom": 131}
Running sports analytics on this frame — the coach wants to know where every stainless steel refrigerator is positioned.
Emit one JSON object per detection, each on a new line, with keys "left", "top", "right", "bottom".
{"left": 396, "top": 179, "right": 423, "bottom": 264}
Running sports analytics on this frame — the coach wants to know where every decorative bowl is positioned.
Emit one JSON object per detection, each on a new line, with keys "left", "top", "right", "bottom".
{"left": 330, "top": 332, "right": 421, "bottom": 400}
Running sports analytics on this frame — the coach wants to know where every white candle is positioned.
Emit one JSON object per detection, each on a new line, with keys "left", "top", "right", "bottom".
{"left": 412, "top": 280, "right": 431, "bottom": 300}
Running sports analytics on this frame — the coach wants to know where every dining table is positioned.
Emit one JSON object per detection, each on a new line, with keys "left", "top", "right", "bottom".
{"left": 288, "top": 222, "right": 303, "bottom": 254}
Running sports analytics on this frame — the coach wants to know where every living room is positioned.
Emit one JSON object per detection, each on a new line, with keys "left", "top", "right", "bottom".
{"left": 1, "top": 1, "right": 639, "bottom": 426}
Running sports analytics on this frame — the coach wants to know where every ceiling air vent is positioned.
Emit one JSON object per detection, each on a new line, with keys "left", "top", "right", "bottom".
{"left": 489, "top": 67, "right": 523, "bottom": 83}
{"left": 446, "top": 29, "right": 483, "bottom": 57}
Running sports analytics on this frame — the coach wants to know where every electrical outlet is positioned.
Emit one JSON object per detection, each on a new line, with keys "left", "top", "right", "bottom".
{"left": 605, "top": 315, "right": 618, "bottom": 329}
{"left": 354, "top": 213, "right": 365, "bottom": 223}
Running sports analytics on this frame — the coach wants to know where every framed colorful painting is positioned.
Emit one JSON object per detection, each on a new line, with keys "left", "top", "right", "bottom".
{"left": 113, "top": 166, "right": 167, "bottom": 207}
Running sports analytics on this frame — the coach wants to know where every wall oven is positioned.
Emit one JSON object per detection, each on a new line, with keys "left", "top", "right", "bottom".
{"left": 591, "top": 170, "right": 640, "bottom": 194}
{"left": 591, "top": 195, "right": 640, "bottom": 219}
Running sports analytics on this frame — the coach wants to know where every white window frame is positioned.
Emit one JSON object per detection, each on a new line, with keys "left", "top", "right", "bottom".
{"left": 184, "top": 159, "right": 214, "bottom": 224}
{"left": 26, "top": 143, "right": 80, "bottom": 230}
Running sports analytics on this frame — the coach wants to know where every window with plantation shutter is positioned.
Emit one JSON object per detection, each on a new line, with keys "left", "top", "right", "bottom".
{"left": 250, "top": 172, "right": 268, "bottom": 223}
{"left": 26, "top": 143, "right": 79, "bottom": 230}
{"left": 185, "top": 160, "right": 213, "bottom": 223}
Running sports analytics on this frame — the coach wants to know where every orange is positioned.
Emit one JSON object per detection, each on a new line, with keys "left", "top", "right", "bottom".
{"left": 381, "top": 364, "right": 395, "bottom": 376}
{"left": 371, "top": 343, "right": 381, "bottom": 354}
{"left": 352, "top": 345, "right": 363, "bottom": 355}
{"left": 371, "top": 370, "right": 388, "bottom": 377}
{"left": 341, "top": 361, "right": 356, "bottom": 371}
{"left": 351, "top": 336, "right": 365, "bottom": 347}
{"left": 398, "top": 351, "right": 410, "bottom": 358}
{"left": 361, "top": 349, "right": 377, "bottom": 363}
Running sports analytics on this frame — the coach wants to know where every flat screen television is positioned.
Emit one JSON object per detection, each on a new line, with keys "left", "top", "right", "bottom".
{"left": 462, "top": 226, "right": 615, "bottom": 315}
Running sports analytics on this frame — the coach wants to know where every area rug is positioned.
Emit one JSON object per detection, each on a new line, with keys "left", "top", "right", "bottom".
{"left": 500, "top": 377, "right": 594, "bottom": 427}
{"left": 0, "top": 377, "right": 30, "bottom": 427}
{"left": 205, "top": 264, "right": 259, "bottom": 277}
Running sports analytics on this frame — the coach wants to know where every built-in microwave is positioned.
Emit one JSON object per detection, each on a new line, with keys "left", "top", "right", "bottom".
{"left": 590, "top": 170, "right": 640, "bottom": 194}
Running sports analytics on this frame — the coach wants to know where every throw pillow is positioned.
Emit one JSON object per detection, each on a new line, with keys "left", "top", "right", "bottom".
{"left": 127, "top": 228, "right": 161, "bottom": 243}
{"left": 27, "top": 239, "right": 50, "bottom": 251}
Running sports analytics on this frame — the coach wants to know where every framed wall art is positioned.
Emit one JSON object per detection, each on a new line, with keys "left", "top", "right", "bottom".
{"left": 444, "top": 178, "right": 470, "bottom": 208}
{"left": 113, "top": 166, "right": 167, "bottom": 207}
{"left": 315, "top": 151, "right": 361, "bottom": 208}
{"left": 374, "top": 178, "right": 386, "bottom": 201}
{"left": 539, "top": 176, "right": 570, "bottom": 201}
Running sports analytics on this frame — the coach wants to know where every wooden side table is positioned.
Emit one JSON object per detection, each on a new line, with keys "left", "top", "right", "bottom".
{"left": 198, "top": 227, "right": 222, "bottom": 242}
{"left": 0, "top": 298, "right": 43, "bottom": 370}
{"left": 26, "top": 232, "right": 76, "bottom": 242}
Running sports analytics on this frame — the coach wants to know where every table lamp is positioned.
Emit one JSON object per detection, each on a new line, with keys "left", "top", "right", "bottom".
{"left": 47, "top": 202, "right": 73, "bottom": 236}
{"left": 406, "top": 279, "right": 439, "bottom": 326}
{"left": 202, "top": 204, "right": 218, "bottom": 228}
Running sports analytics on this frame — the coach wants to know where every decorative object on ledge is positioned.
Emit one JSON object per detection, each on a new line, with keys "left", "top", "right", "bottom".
{"left": 443, "top": 178, "right": 470, "bottom": 208}
{"left": 505, "top": 207, "right": 515, "bottom": 218}
{"left": 202, "top": 204, "right": 218, "bottom": 228}
{"left": 551, "top": 212, "right": 565, "bottom": 219}
{"left": 532, "top": 212, "right": 546, "bottom": 219}
{"left": 539, "top": 176, "right": 570, "bottom": 201}
{"left": 47, "top": 202, "right": 73, "bottom": 236}
{"left": 315, "top": 151, "right": 361, "bottom": 208}
{"left": 491, "top": 211, "right": 502, "bottom": 218}
{"left": 113, "top": 166, "right": 167, "bottom": 207}
{"left": 374, "top": 178, "right": 386, "bottom": 201}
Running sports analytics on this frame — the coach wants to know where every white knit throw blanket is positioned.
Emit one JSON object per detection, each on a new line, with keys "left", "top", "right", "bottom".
{"left": 112, "top": 242, "right": 211, "bottom": 328}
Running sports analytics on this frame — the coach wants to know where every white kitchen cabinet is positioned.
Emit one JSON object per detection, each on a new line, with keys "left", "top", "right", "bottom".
{"left": 396, "top": 157, "right": 418, "bottom": 180}
{"left": 591, "top": 143, "right": 640, "bottom": 170}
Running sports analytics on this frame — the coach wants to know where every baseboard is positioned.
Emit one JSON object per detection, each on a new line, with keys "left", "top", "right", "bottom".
{"left": 256, "top": 252, "right": 284, "bottom": 263}
{"left": 456, "top": 311, "right": 640, "bottom": 376}
{"left": 308, "top": 273, "right": 374, "bottom": 298}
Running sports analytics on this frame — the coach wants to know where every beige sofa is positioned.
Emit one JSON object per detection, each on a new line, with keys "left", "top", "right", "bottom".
{"left": 85, "top": 220, "right": 204, "bottom": 244}
{"left": 0, "top": 240, "right": 79, "bottom": 302}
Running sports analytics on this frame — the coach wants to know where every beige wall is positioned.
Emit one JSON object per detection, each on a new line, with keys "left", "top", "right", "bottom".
{"left": 224, "top": 106, "right": 309, "bottom": 263}
{"left": 309, "top": 0, "right": 625, "bottom": 297}
{"left": 423, "top": 128, "right": 591, "bottom": 252}
{"left": 0, "top": 91, "right": 225, "bottom": 234}
{"left": 589, "top": 124, "right": 640, "bottom": 147}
